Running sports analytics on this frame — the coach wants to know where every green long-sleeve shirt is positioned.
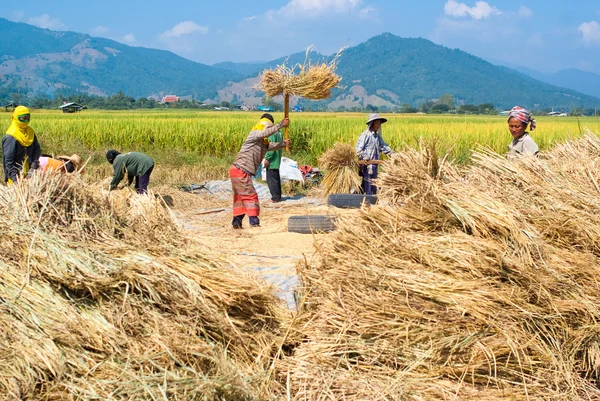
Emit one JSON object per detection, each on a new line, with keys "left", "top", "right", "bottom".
{"left": 264, "top": 131, "right": 283, "bottom": 169}
{"left": 110, "top": 152, "right": 154, "bottom": 190}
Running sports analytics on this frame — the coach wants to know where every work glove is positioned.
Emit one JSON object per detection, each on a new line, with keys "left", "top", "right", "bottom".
{"left": 367, "top": 164, "right": 374, "bottom": 176}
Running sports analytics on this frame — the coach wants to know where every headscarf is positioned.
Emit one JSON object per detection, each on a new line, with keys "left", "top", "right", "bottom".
{"left": 252, "top": 117, "right": 274, "bottom": 145}
{"left": 508, "top": 106, "right": 536, "bottom": 131}
{"left": 5, "top": 106, "right": 35, "bottom": 147}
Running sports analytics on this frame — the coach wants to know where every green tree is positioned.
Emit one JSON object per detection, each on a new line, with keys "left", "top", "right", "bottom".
{"left": 438, "top": 93, "right": 454, "bottom": 108}
{"left": 262, "top": 96, "right": 283, "bottom": 111}
{"left": 400, "top": 103, "right": 417, "bottom": 113}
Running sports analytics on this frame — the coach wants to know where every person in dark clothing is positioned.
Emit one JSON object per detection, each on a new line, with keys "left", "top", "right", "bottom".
{"left": 106, "top": 150, "right": 155, "bottom": 194}
{"left": 263, "top": 127, "right": 284, "bottom": 202}
{"left": 2, "top": 106, "right": 41, "bottom": 184}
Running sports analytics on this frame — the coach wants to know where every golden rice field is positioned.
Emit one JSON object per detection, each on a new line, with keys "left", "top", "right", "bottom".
{"left": 9, "top": 109, "right": 600, "bottom": 168}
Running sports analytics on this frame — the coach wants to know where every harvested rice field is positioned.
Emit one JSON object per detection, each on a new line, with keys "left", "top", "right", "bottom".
{"left": 5, "top": 108, "right": 600, "bottom": 399}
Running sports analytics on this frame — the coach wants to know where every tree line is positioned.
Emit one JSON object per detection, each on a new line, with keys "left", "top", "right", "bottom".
{"left": 2, "top": 90, "right": 598, "bottom": 116}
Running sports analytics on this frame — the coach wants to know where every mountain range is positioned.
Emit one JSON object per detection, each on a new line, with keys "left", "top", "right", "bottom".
{"left": 1, "top": 17, "right": 599, "bottom": 110}
{"left": 492, "top": 60, "right": 600, "bottom": 100}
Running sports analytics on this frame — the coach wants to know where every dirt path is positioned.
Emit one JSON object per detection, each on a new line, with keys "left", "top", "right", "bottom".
{"left": 161, "top": 187, "right": 349, "bottom": 308}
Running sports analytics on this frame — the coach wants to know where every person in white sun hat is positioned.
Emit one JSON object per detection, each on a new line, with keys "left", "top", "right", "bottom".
{"left": 355, "top": 113, "right": 395, "bottom": 195}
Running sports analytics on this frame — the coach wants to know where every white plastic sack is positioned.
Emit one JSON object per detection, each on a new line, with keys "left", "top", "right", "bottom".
{"left": 261, "top": 157, "right": 304, "bottom": 182}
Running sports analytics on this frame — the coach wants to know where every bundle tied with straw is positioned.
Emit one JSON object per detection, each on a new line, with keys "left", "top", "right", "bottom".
{"left": 259, "top": 47, "right": 343, "bottom": 149}
{"left": 318, "top": 143, "right": 362, "bottom": 195}
{"left": 259, "top": 47, "right": 343, "bottom": 100}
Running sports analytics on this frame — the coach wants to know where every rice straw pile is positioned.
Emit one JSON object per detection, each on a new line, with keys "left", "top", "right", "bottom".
{"left": 0, "top": 173, "right": 285, "bottom": 400}
{"left": 275, "top": 130, "right": 600, "bottom": 400}
{"left": 259, "top": 47, "right": 342, "bottom": 99}
{"left": 318, "top": 142, "right": 362, "bottom": 195}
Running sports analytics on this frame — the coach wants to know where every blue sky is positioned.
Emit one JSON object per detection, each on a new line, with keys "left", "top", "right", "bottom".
{"left": 2, "top": 0, "right": 600, "bottom": 74}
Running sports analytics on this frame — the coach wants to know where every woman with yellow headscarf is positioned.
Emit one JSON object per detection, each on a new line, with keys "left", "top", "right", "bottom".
{"left": 2, "top": 106, "right": 41, "bottom": 184}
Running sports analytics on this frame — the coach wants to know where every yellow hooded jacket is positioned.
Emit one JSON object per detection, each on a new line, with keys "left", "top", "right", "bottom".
{"left": 6, "top": 106, "right": 35, "bottom": 147}
{"left": 3, "top": 106, "right": 40, "bottom": 184}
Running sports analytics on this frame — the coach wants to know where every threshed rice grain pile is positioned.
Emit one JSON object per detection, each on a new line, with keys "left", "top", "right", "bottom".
{"left": 0, "top": 173, "right": 285, "bottom": 400}
{"left": 276, "top": 131, "right": 600, "bottom": 400}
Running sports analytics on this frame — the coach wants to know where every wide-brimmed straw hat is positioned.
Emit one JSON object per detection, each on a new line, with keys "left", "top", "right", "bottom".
{"left": 57, "top": 154, "right": 83, "bottom": 170}
{"left": 366, "top": 113, "right": 388, "bottom": 125}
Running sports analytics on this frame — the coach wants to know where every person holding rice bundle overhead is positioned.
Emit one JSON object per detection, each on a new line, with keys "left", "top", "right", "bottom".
{"left": 230, "top": 113, "right": 289, "bottom": 229}
{"left": 355, "top": 113, "right": 395, "bottom": 195}
{"left": 2, "top": 106, "right": 41, "bottom": 184}
{"left": 507, "top": 106, "right": 539, "bottom": 159}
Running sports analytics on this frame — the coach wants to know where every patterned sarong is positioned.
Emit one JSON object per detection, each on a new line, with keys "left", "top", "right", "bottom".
{"left": 230, "top": 165, "right": 260, "bottom": 217}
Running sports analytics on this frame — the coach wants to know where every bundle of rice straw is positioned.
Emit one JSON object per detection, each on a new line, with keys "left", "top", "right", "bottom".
{"left": 0, "top": 173, "right": 286, "bottom": 400}
{"left": 318, "top": 142, "right": 361, "bottom": 195}
{"left": 274, "top": 130, "right": 600, "bottom": 400}
{"left": 259, "top": 47, "right": 342, "bottom": 100}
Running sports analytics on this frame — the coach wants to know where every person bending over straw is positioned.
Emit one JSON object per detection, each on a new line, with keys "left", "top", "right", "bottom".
{"left": 230, "top": 113, "right": 290, "bottom": 229}
{"left": 507, "top": 106, "right": 539, "bottom": 160}
{"left": 355, "top": 113, "right": 394, "bottom": 195}
{"left": 39, "top": 154, "right": 84, "bottom": 174}
{"left": 2, "top": 106, "right": 41, "bottom": 185}
{"left": 106, "top": 150, "right": 155, "bottom": 195}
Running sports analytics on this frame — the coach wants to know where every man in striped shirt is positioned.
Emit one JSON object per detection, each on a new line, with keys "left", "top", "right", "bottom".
{"left": 230, "top": 114, "right": 290, "bottom": 228}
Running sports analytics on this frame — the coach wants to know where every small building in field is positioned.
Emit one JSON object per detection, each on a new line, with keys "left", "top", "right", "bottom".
{"left": 161, "top": 95, "right": 179, "bottom": 104}
{"left": 3, "top": 102, "right": 18, "bottom": 112}
{"left": 59, "top": 102, "right": 86, "bottom": 113}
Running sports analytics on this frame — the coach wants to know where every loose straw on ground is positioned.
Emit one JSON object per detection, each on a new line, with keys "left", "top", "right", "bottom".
{"left": 0, "top": 173, "right": 287, "bottom": 400}
{"left": 275, "top": 130, "right": 600, "bottom": 400}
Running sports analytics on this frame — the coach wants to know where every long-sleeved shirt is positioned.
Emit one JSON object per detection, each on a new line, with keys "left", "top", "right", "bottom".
{"left": 2, "top": 134, "right": 41, "bottom": 183}
{"left": 110, "top": 152, "right": 154, "bottom": 189}
{"left": 355, "top": 129, "right": 394, "bottom": 161}
{"left": 264, "top": 131, "right": 283, "bottom": 169}
{"left": 233, "top": 120, "right": 285, "bottom": 175}
{"left": 508, "top": 133, "right": 539, "bottom": 159}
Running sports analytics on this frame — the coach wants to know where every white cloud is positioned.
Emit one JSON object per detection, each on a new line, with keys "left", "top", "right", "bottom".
{"left": 122, "top": 34, "right": 136, "bottom": 44}
{"left": 91, "top": 26, "right": 110, "bottom": 35}
{"left": 265, "top": 0, "right": 365, "bottom": 19}
{"left": 518, "top": 6, "right": 532, "bottom": 18}
{"left": 579, "top": 21, "right": 600, "bottom": 45}
{"left": 160, "top": 21, "right": 208, "bottom": 38}
{"left": 444, "top": 0, "right": 501, "bottom": 20}
{"left": 359, "top": 7, "right": 377, "bottom": 18}
{"left": 242, "top": 15, "right": 258, "bottom": 21}
{"left": 158, "top": 21, "right": 208, "bottom": 54}
{"left": 27, "top": 14, "right": 67, "bottom": 30}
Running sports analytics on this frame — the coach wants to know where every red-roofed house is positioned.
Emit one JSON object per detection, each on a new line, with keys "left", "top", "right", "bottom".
{"left": 161, "top": 95, "right": 179, "bottom": 104}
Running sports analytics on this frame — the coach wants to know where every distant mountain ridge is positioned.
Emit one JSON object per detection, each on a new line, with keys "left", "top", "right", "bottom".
{"left": 0, "top": 18, "right": 242, "bottom": 100}
{"left": 492, "top": 60, "right": 600, "bottom": 99}
{"left": 1, "top": 18, "right": 600, "bottom": 110}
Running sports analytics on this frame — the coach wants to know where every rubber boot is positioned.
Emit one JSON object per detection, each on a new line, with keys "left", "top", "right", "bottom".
{"left": 249, "top": 216, "right": 260, "bottom": 227}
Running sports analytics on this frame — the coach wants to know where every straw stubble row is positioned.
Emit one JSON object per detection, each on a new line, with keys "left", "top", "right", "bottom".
{"left": 277, "top": 131, "right": 600, "bottom": 400}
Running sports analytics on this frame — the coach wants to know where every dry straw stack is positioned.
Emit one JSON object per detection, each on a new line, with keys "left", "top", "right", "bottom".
{"left": 318, "top": 142, "right": 362, "bottom": 195}
{"left": 276, "top": 130, "right": 600, "bottom": 400}
{"left": 259, "top": 47, "right": 342, "bottom": 100}
{"left": 0, "top": 173, "right": 285, "bottom": 400}
{"left": 259, "top": 47, "right": 342, "bottom": 150}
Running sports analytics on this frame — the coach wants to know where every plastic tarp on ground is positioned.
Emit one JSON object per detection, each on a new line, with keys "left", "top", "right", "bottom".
{"left": 261, "top": 157, "right": 304, "bottom": 183}
{"left": 203, "top": 180, "right": 272, "bottom": 201}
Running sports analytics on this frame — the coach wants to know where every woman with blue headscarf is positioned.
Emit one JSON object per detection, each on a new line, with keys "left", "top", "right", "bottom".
{"left": 2, "top": 106, "right": 41, "bottom": 184}
{"left": 507, "top": 106, "right": 539, "bottom": 159}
